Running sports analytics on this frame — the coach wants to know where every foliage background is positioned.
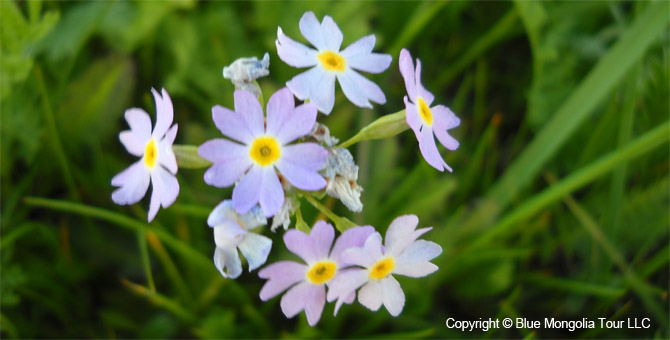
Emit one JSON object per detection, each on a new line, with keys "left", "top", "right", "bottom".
{"left": 1, "top": 0, "right": 668, "bottom": 338}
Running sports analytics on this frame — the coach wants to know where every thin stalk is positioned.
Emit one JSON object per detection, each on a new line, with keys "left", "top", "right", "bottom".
{"left": 137, "top": 230, "right": 155, "bottom": 292}
{"left": 121, "top": 279, "right": 195, "bottom": 323}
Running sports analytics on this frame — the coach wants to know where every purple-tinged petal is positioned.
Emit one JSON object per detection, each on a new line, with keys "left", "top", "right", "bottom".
{"left": 320, "top": 15, "right": 343, "bottom": 51}
{"left": 304, "top": 285, "right": 326, "bottom": 326}
{"left": 394, "top": 261, "right": 438, "bottom": 278}
{"left": 198, "top": 138, "right": 248, "bottom": 163}
{"left": 158, "top": 125, "right": 178, "bottom": 174}
{"left": 341, "top": 232, "right": 383, "bottom": 267}
{"left": 148, "top": 178, "right": 161, "bottom": 222}
{"left": 111, "top": 160, "right": 150, "bottom": 205}
{"left": 214, "top": 246, "right": 243, "bottom": 279}
{"left": 347, "top": 52, "right": 392, "bottom": 74}
{"left": 203, "top": 161, "right": 253, "bottom": 188}
{"left": 213, "top": 220, "right": 246, "bottom": 249}
{"left": 232, "top": 166, "right": 263, "bottom": 214}
{"left": 276, "top": 27, "right": 318, "bottom": 68}
{"left": 418, "top": 127, "right": 448, "bottom": 172}
{"left": 151, "top": 88, "right": 174, "bottom": 139}
{"left": 337, "top": 69, "right": 386, "bottom": 108}
{"left": 393, "top": 240, "right": 441, "bottom": 277}
{"left": 287, "top": 67, "right": 336, "bottom": 114}
{"left": 270, "top": 101, "right": 318, "bottom": 144}
{"left": 384, "top": 215, "right": 431, "bottom": 257}
{"left": 124, "top": 108, "right": 152, "bottom": 141}
{"left": 414, "top": 59, "right": 434, "bottom": 105}
{"left": 333, "top": 290, "right": 356, "bottom": 316}
{"left": 326, "top": 268, "right": 368, "bottom": 303}
{"left": 404, "top": 96, "right": 422, "bottom": 141}
{"left": 200, "top": 139, "right": 252, "bottom": 188}
{"left": 284, "top": 228, "right": 320, "bottom": 264}
{"left": 434, "top": 128, "right": 459, "bottom": 152}
{"left": 259, "top": 167, "right": 284, "bottom": 217}
{"left": 151, "top": 166, "right": 179, "bottom": 208}
{"left": 119, "top": 130, "right": 147, "bottom": 157}
{"left": 266, "top": 87, "right": 294, "bottom": 138}
{"left": 341, "top": 35, "right": 375, "bottom": 60}
{"left": 399, "top": 49, "right": 417, "bottom": 102}
{"left": 330, "top": 226, "right": 375, "bottom": 266}
{"left": 358, "top": 280, "right": 383, "bottom": 311}
{"left": 276, "top": 145, "right": 327, "bottom": 191}
{"left": 212, "top": 105, "right": 255, "bottom": 144}
{"left": 280, "top": 282, "right": 325, "bottom": 326}
{"left": 207, "top": 200, "right": 237, "bottom": 227}
{"left": 381, "top": 276, "right": 405, "bottom": 316}
{"left": 432, "top": 105, "right": 460, "bottom": 151}
{"left": 239, "top": 233, "right": 272, "bottom": 272}
{"left": 299, "top": 12, "right": 325, "bottom": 50}
{"left": 259, "top": 261, "right": 307, "bottom": 300}
{"left": 234, "top": 90, "right": 265, "bottom": 137}
{"left": 309, "top": 221, "right": 335, "bottom": 261}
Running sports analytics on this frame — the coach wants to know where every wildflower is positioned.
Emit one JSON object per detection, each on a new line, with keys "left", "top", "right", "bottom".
{"left": 198, "top": 88, "right": 328, "bottom": 217}
{"left": 399, "top": 49, "right": 460, "bottom": 172}
{"left": 276, "top": 11, "right": 392, "bottom": 114}
{"left": 324, "top": 148, "right": 363, "bottom": 212}
{"left": 112, "top": 88, "right": 179, "bottom": 222}
{"left": 258, "top": 221, "right": 374, "bottom": 326}
{"left": 326, "top": 215, "right": 442, "bottom": 316}
{"left": 223, "top": 52, "right": 270, "bottom": 98}
{"left": 208, "top": 200, "right": 272, "bottom": 279}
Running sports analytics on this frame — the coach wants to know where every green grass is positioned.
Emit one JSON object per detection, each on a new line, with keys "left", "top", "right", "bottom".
{"left": 2, "top": 1, "right": 668, "bottom": 338}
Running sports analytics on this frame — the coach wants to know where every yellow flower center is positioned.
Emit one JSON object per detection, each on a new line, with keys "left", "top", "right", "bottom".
{"left": 417, "top": 97, "right": 433, "bottom": 126}
{"left": 144, "top": 139, "right": 158, "bottom": 169}
{"left": 369, "top": 257, "right": 395, "bottom": 280}
{"left": 249, "top": 136, "right": 281, "bottom": 166}
{"left": 306, "top": 260, "right": 337, "bottom": 284}
{"left": 318, "top": 50, "right": 346, "bottom": 72}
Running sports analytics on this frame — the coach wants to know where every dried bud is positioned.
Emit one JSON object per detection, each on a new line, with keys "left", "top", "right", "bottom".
{"left": 308, "top": 123, "right": 339, "bottom": 147}
{"left": 222, "top": 53, "right": 270, "bottom": 97}
{"left": 270, "top": 196, "right": 298, "bottom": 232}
{"left": 323, "top": 148, "right": 363, "bottom": 212}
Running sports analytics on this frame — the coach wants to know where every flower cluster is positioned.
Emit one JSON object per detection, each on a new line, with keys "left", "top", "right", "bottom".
{"left": 111, "top": 11, "right": 459, "bottom": 325}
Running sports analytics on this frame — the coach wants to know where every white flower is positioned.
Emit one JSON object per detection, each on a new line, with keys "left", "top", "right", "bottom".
{"left": 276, "top": 11, "right": 392, "bottom": 114}
{"left": 208, "top": 200, "right": 272, "bottom": 279}
{"left": 326, "top": 215, "right": 442, "bottom": 316}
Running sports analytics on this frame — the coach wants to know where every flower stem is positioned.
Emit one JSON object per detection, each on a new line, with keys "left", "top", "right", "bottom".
{"left": 137, "top": 230, "right": 156, "bottom": 292}
{"left": 338, "top": 110, "right": 408, "bottom": 149}
{"left": 302, "top": 193, "right": 356, "bottom": 232}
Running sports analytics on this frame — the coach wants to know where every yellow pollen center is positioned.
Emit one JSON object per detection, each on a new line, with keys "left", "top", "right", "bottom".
{"left": 250, "top": 136, "right": 280, "bottom": 166}
{"left": 306, "top": 261, "right": 337, "bottom": 284}
{"left": 417, "top": 97, "right": 433, "bottom": 126}
{"left": 369, "top": 257, "right": 395, "bottom": 280}
{"left": 144, "top": 139, "right": 158, "bottom": 168}
{"left": 318, "top": 50, "right": 346, "bottom": 72}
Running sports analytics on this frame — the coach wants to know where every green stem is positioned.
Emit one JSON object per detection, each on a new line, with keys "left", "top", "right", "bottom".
{"left": 302, "top": 193, "right": 356, "bottom": 232}
{"left": 23, "top": 197, "right": 212, "bottom": 269}
{"left": 137, "top": 230, "right": 155, "bottom": 292}
{"left": 121, "top": 279, "right": 195, "bottom": 323}
{"left": 338, "top": 110, "right": 407, "bottom": 149}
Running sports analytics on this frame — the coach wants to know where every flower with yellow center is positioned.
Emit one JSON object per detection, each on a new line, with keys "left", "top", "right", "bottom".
{"left": 249, "top": 136, "right": 281, "bottom": 166}
{"left": 259, "top": 221, "right": 375, "bottom": 326}
{"left": 112, "top": 88, "right": 179, "bottom": 222}
{"left": 326, "top": 215, "right": 443, "bottom": 317}
{"left": 276, "top": 11, "right": 392, "bottom": 114}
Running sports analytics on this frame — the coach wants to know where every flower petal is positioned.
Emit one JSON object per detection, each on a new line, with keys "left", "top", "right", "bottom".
{"left": 404, "top": 96, "right": 422, "bottom": 141}
{"left": 303, "top": 284, "right": 326, "bottom": 326}
{"left": 280, "top": 282, "right": 325, "bottom": 326}
{"left": 214, "top": 246, "right": 243, "bottom": 279}
{"left": 357, "top": 280, "right": 383, "bottom": 312}
{"left": 341, "top": 35, "right": 375, "bottom": 60}
{"left": 198, "top": 138, "right": 248, "bottom": 163}
{"left": 432, "top": 105, "right": 460, "bottom": 151}
{"left": 326, "top": 268, "right": 368, "bottom": 303}
{"left": 200, "top": 140, "right": 252, "bottom": 188}
{"left": 148, "top": 180, "right": 161, "bottom": 222}
{"left": 111, "top": 160, "right": 150, "bottom": 205}
{"left": 337, "top": 69, "right": 386, "bottom": 108}
{"left": 213, "top": 220, "right": 246, "bottom": 249}
{"left": 151, "top": 88, "right": 174, "bottom": 139}
{"left": 287, "top": 67, "right": 336, "bottom": 114}
{"left": 232, "top": 165, "right": 263, "bottom": 214}
{"left": 259, "top": 261, "right": 307, "bottom": 300}
{"left": 347, "top": 52, "right": 392, "bottom": 74}
{"left": 308, "top": 221, "right": 335, "bottom": 261}
{"left": 207, "top": 200, "right": 237, "bottom": 227}
{"left": 238, "top": 205, "right": 267, "bottom": 231}
{"left": 239, "top": 233, "right": 273, "bottom": 272}
{"left": 151, "top": 166, "right": 179, "bottom": 208}
{"left": 330, "top": 226, "right": 376, "bottom": 266}
{"left": 119, "top": 130, "right": 147, "bottom": 157}
{"left": 212, "top": 105, "right": 255, "bottom": 144}
{"left": 234, "top": 90, "right": 265, "bottom": 137}
{"left": 299, "top": 11, "right": 325, "bottom": 50}
{"left": 320, "top": 15, "right": 343, "bottom": 51}
{"left": 341, "top": 232, "right": 383, "bottom": 267}
{"left": 384, "top": 215, "right": 430, "bottom": 257}
{"left": 283, "top": 228, "right": 320, "bottom": 264}
{"left": 276, "top": 144, "right": 328, "bottom": 191}
{"left": 276, "top": 27, "right": 318, "bottom": 68}
{"left": 269, "top": 101, "right": 318, "bottom": 144}
{"left": 418, "top": 127, "right": 449, "bottom": 172}
{"left": 266, "top": 87, "right": 294, "bottom": 138}
{"left": 414, "top": 59, "right": 434, "bottom": 105}
{"left": 399, "top": 49, "right": 417, "bottom": 102}
{"left": 333, "top": 290, "right": 355, "bottom": 316}
{"left": 259, "top": 167, "right": 284, "bottom": 217}
{"left": 158, "top": 125, "right": 178, "bottom": 174}
{"left": 381, "top": 276, "right": 405, "bottom": 316}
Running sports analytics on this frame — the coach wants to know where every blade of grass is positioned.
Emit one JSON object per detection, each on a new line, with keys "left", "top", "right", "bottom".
{"left": 521, "top": 273, "right": 626, "bottom": 298}
{"left": 121, "top": 279, "right": 195, "bottom": 323}
{"left": 486, "top": 1, "right": 669, "bottom": 208}
{"left": 23, "top": 197, "right": 212, "bottom": 269}
{"left": 388, "top": 0, "right": 447, "bottom": 58}
{"left": 146, "top": 231, "right": 193, "bottom": 304}
{"left": 137, "top": 230, "right": 155, "bottom": 292}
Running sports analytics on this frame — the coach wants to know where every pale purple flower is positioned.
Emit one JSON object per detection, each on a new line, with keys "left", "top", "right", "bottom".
{"left": 111, "top": 88, "right": 179, "bottom": 222}
{"left": 399, "top": 48, "right": 460, "bottom": 172}
{"left": 326, "top": 215, "right": 442, "bottom": 316}
{"left": 199, "top": 88, "right": 328, "bottom": 217}
{"left": 208, "top": 200, "right": 272, "bottom": 279}
{"left": 258, "top": 221, "right": 374, "bottom": 326}
{"left": 276, "top": 11, "right": 392, "bottom": 114}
